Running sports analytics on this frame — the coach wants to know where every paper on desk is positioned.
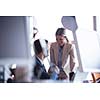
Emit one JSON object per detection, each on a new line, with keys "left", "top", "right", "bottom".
{"left": 73, "top": 71, "right": 88, "bottom": 83}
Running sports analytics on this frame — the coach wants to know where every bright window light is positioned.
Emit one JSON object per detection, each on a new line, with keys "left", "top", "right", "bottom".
{"left": 34, "top": 16, "right": 63, "bottom": 42}
{"left": 76, "top": 16, "right": 93, "bottom": 31}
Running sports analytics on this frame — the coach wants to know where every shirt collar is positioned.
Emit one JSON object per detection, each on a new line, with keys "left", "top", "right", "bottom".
{"left": 36, "top": 56, "right": 44, "bottom": 65}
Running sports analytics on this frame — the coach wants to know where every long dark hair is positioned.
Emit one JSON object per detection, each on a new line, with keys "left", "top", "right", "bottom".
{"left": 55, "top": 28, "right": 69, "bottom": 42}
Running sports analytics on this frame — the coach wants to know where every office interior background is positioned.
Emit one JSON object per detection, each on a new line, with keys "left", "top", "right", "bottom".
{"left": 0, "top": 16, "right": 100, "bottom": 82}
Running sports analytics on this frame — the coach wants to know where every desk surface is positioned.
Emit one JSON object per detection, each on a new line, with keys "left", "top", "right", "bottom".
{"left": 32, "top": 79, "right": 70, "bottom": 83}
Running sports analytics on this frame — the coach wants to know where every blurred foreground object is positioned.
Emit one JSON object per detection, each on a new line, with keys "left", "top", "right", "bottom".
{"left": 14, "top": 65, "right": 32, "bottom": 83}
{"left": 0, "top": 66, "right": 5, "bottom": 83}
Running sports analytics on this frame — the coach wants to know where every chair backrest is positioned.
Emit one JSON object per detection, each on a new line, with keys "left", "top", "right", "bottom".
{"left": 91, "top": 72, "right": 100, "bottom": 83}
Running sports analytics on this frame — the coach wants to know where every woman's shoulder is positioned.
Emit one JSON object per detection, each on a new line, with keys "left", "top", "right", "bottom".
{"left": 50, "top": 42, "right": 58, "bottom": 47}
{"left": 65, "top": 42, "right": 73, "bottom": 47}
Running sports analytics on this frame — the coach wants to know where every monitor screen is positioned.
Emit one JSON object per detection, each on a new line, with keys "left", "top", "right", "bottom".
{"left": 0, "top": 16, "right": 32, "bottom": 65}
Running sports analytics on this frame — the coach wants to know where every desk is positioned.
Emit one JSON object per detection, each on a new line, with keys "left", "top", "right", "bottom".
{"left": 32, "top": 79, "right": 70, "bottom": 83}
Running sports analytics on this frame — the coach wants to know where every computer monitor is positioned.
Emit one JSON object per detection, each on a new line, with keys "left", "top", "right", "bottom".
{"left": 0, "top": 16, "right": 32, "bottom": 65}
